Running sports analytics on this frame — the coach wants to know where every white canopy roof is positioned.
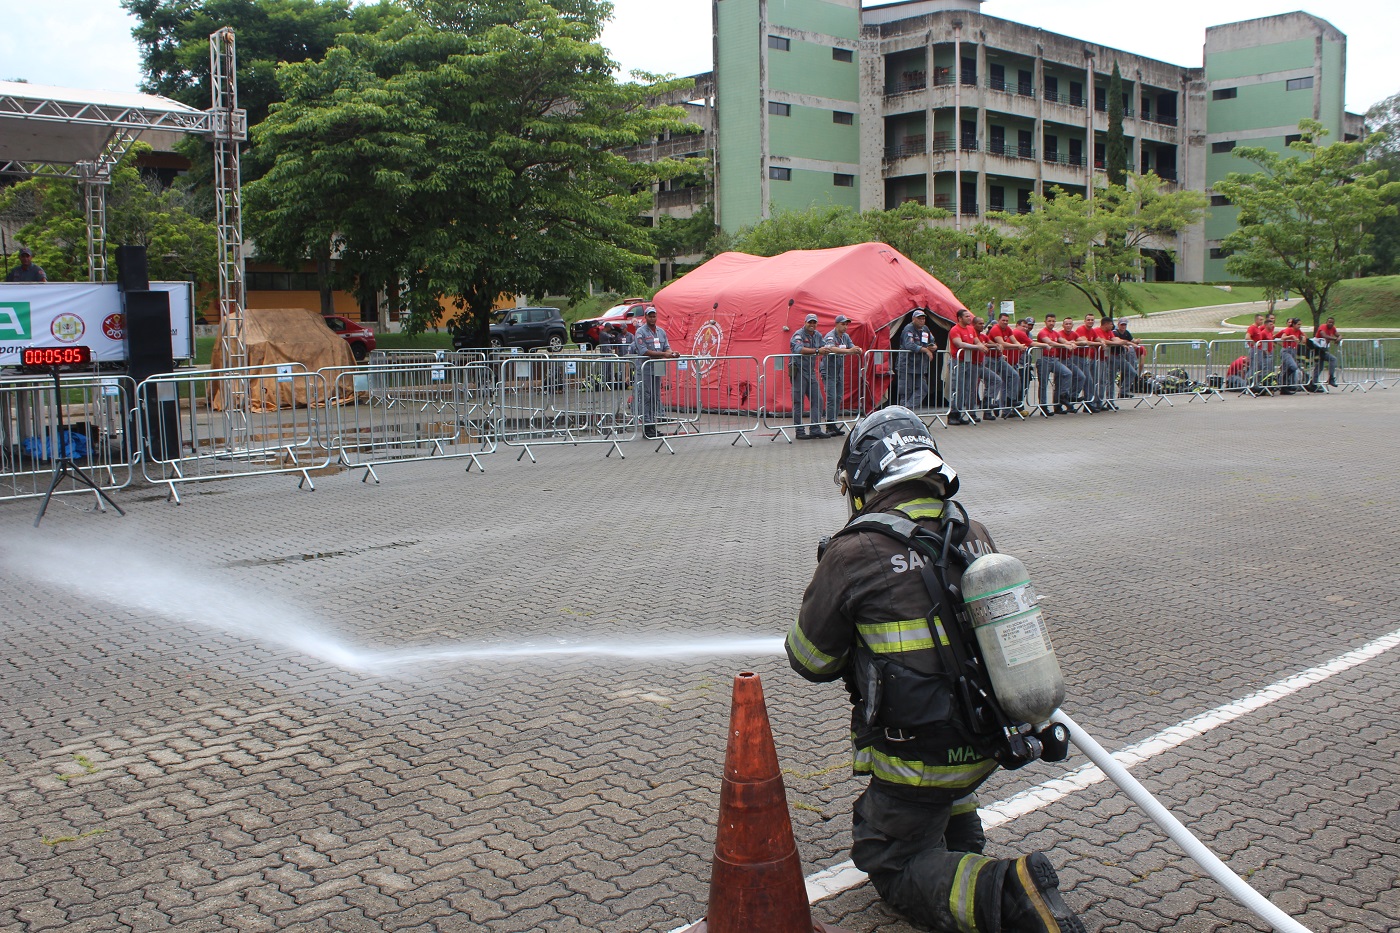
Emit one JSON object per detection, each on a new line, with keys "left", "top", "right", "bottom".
{"left": 0, "top": 79, "right": 209, "bottom": 175}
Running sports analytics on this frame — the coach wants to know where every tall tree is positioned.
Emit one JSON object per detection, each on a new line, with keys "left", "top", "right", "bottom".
{"left": 1106, "top": 62, "right": 1128, "bottom": 187}
{"left": 1363, "top": 90, "right": 1400, "bottom": 275}
{"left": 245, "top": 0, "right": 697, "bottom": 340}
{"left": 996, "top": 174, "right": 1207, "bottom": 317}
{"left": 1215, "top": 120, "right": 1400, "bottom": 328}
{"left": 122, "top": 0, "right": 401, "bottom": 128}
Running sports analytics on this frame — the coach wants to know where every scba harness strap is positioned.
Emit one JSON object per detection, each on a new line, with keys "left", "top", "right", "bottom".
{"left": 829, "top": 504, "right": 1043, "bottom": 770}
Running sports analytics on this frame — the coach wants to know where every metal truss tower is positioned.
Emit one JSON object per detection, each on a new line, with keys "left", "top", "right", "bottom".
{"left": 209, "top": 27, "right": 249, "bottom": 374}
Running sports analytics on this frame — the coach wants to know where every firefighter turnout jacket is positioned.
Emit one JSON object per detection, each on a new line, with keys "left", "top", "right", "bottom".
{"left": 786, "top": 480, "right": 1001, "bottom": 800}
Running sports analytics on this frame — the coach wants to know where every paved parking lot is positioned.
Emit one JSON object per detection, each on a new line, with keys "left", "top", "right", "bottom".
{"left": 1, "top": 388, "right": 1397, "bottom": 932}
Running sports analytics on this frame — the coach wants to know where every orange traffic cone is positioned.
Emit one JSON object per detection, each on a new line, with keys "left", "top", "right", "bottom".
{"left": 682, "top": 671, "right": 851, "bottom": 933}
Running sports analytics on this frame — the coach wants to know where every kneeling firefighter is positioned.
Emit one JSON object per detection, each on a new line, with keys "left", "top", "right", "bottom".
{"left": 785, "top": 406, "right": 1082, "bottom": 933}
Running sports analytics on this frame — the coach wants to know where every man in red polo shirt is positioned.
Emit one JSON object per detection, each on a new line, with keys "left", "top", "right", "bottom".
{"left": 1245, "top": 313, "right": 1269, "bottom": 391}
{"left": 1074, "top": 313, "right": 1107, "bottom": 411}
{"left": 1225, "top": 355, "right": 1249, "bottom": 390}
{"left": 1311, "top": 316, "right": 1340, "bottom": 387}
{"left": 947, "top": 309, "right": 981, "bottom": 424}
{"left": 1276, "top": 317, "right": 1305, "bottom": 393}
{"left": 1034, "top": 314, "right": 1076, "bottom": 415}
{"left": 984, "top": 310, "right": 1022, "bottom": 417}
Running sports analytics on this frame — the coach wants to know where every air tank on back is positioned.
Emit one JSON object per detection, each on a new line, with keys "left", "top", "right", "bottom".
{"left": 960, "top": 553, "right": 1065, "bottom": 725}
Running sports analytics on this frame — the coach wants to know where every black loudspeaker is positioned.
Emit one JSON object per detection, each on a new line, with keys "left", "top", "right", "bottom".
{"left": 115, "top": 245, "right": 150, "bottom": 292}
{"left": 124, "top": 289, "right": 174, "bottom": 382}
{"left": 124, "top": 289, "right": 180, "bottom": 461}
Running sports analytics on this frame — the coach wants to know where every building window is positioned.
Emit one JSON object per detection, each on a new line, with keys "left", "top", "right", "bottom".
{"left": 833, "top": 110, "right": 854, "bottom": 125}
{"left": 768, "top": 101, "right": 790, "bottom": 117}
{"left": 1212, "top": 140, "right": 1236, "bottom": 154}
{"left": 768, "top": 35, "right": 789, "bottom": 52}
{"left": 1210, "top": 194, "right": 1229, "bottom": 206}
{"left": 834, "top": 173, "right": 854, "bottom": 187}
{"left": 247, "top": 271, "right": 318, "bottom": 291}
{"left": 770, "top": 166, "right": 791, "bottom": 181}
{"left": 832, "top": 48, "right": 853, "bottom": 63}
{"left": 1209, "top": 247, "right": 1233, "bottom": 260}
{"left": 1285, "top": 134, "right": 1302, "bottom": 146}
{"left": 1286, "top": 76, "right": 1314, "bottom": 91}
{"left": 1212, "top": 87, "right": 1237, "bottom": 100}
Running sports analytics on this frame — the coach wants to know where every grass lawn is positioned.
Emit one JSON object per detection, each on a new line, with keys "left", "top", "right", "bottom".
{"left": 1011, "top": 282, "right": 1267, "bottom": 319}
{"left": 1224, "top": 276, "right": 1400, "bottom": 329}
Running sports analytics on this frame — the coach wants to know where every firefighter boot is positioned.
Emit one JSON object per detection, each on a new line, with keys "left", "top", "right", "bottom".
{"left": 1000, "top": 852, "right": 1085, "bottom": 933}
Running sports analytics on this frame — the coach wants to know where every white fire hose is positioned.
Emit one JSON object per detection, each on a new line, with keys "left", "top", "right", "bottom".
{"left": 1056, "top": 710, "right": 1313, "bottom": 933}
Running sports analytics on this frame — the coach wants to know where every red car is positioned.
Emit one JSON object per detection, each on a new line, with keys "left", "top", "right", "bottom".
{"left": 322, "top": 314, "right": 377, "bottom": 361}
{"left": 570, "top": 299, "right": 652, "bottom": 346}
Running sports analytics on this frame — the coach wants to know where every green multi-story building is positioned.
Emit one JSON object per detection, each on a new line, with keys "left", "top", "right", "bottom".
{"left": 1202, "top": 13, "right": 1356, "bottom": 280}
{"left": 710, "top": 0, "right": 1364, "bottom": 282}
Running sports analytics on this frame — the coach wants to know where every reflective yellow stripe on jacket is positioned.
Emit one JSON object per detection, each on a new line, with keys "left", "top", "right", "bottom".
{"left": 856, "top": 617, "right": 950, "bottom": 653}
{"left": 852, "top": 744, "right": 998, "bottom": 790}
{"left": 786, "top": 617, "right": 845, "bottom": 677}
{"left": 897, "top": 497, "right": 944, "bottom": 520}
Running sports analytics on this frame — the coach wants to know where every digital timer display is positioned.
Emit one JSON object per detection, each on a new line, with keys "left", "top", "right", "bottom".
{"left": 21, "top": 346, "right": 94, "bottom": 368}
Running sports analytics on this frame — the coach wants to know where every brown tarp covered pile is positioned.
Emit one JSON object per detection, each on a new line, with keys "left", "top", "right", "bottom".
{"left": 209, "top": 308, "right": 353, "bottom": 411}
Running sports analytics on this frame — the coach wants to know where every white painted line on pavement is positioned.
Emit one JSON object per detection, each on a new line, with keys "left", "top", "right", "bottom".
{"left": 669, "top": 625, "right": 1400, "bottom": 929}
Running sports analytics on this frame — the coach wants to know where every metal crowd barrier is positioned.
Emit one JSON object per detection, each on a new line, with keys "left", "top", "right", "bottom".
{"left": 1378, "top": 338, "right": 1400, "bottom": 388}
{"left": 495, "top": 354, "right": 638, "bottom": 460}
{"left": 948, "top": 347, "right": 1030, "bottom": 422}
{"left": 855, "top": 348, "right": 948, "bottom": 425}
{"left": 137, "top": 364, "right": 332, "bottom": 503}
{"left": 0, "top": 374, "right": 136, "bottom": 505}
{"left": 323, "top": 361, "right": 497, "bottom": 482}
{"left": 644, "top": 355, "right": 762, "bottom": 452}
{"left": 1329, "top": 338, "right": 1386, "bottom": 392}
{"left": 367, "top": 348, "right": 487, "bottom": 367}
{"left": 1140, "top": 341, "right": 1221, "bottom": 405}
{"left": 762, "top": 353, "right": 829, "bottom": 440}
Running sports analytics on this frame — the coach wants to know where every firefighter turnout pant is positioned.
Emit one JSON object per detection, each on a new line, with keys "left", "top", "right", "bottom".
{"left": 854, "top": 783, "right": 1028, "bottom": 933}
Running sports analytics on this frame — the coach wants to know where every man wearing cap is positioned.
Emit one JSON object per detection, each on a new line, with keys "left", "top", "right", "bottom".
{"left": 791, "top": 313, "right": 831, "bottom": 439}
{"left": 821, "top": 314, "right": 861, "bottom": 436}
{"left": 898, "top": 309, "right": 937, "bottom": 412}
{"left": 1109, "top": 318, "right": 1141, "bottom": 398}
{"left": 633, "top": 307, "right": 679, "bottom": 438}
{"left": 5, "top": 247, "right": 48, "bottom": 283}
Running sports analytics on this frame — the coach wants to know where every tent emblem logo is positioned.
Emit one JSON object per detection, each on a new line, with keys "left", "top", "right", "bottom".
{"left": 692, "top": 319, "right": 723, "bottom": 376}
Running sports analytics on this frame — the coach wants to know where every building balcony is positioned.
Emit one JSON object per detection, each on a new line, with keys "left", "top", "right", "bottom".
{"left": 884, "top": 135, "right": 927, "bottom": 161}
{"left": 1043, "top": 90, "right": 1086, "bottom": 108}
{"left": 885, "top": 73, "right": 927, "bottom": 97}
{"left": 1043, "top": 152, "right": 1087, "bottom": 168}
{"left": 984, "top": 142, "right": 1038, "bottom": 162}
{"left": 933, "top": 132, "right": 979, "bottom": 152}
{"left": 618, "top": 135, "right": 709, "bottom": 162}
{"left": 655, "top": 186, "right": 709, "bottom": 209}
{"left": 987, "top": 77, "right": 1036, "bottom": 98}
{"left": 932, "top": 68, "right": 978, "bottom": 87}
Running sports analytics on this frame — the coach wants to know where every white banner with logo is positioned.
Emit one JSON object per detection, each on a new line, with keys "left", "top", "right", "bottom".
{"left": 0, "top": 282, "right": 196, "bottom": 366}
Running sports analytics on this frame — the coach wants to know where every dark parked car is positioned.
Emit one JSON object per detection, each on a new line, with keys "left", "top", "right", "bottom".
{"left": 570, "top": 300, "right": 652, "bottom": 346}
{"left": 322, "top": 314, "right": 377, "bottom": 361}
{"left": 477, "top": 306, "right": 569, "bottom": 351}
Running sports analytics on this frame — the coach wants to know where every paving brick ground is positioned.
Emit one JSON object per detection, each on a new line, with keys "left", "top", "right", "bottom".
{"left": 1, "top": 386, "right": 1397, "bottom": 932}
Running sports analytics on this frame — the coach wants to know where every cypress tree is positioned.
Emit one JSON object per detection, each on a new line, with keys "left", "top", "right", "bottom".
{"left": 1107, "top": 62, "right": 1128, "bottom": 186}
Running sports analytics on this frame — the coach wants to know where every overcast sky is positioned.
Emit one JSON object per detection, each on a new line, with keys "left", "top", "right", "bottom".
{"left": 2, "top": 0, "right": 1395, "bottom": 114}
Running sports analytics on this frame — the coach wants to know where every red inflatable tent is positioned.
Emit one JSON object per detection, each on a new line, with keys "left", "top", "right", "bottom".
{"left": 650, "top": 242, "right": 967, "bottom": 415}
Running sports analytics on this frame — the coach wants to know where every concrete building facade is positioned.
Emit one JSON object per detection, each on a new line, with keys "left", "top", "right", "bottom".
{"left": 711, "top": 0, "right": 1363, "bottom": 282}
